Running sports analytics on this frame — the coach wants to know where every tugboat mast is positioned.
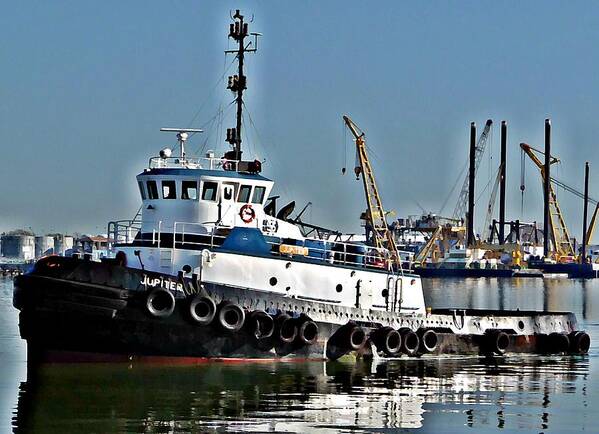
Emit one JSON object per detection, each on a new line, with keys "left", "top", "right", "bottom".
{"left": 224, "top": 9, "right": 260, "bottom": 164}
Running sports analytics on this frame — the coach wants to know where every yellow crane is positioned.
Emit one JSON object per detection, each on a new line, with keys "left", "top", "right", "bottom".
{"left": 586, "top": 203, "right": 599, "bottom": 245}
{"left": 342, "top": 115, "right": 402, "bottom": 269}
{"left": 520, "top": 142, "right": 575, "bottom": 260}
{"left": 412, "top": 226, "right": 442, "bottom": 266}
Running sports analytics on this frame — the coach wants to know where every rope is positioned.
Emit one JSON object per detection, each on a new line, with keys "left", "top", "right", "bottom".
{"left": 476, "top": 173, "right": 494, "bottom": 203}
{"left": 439, "top": 159, "right": 468, "bottom": 215}
{"left": 192, "top": 99, "right": 236, "bottom": 155}
{"left": 186, "top": 54, "right": 237, "bottom": 128}
{"left": 241, "top": 100, "right": 295, "bottom": 201}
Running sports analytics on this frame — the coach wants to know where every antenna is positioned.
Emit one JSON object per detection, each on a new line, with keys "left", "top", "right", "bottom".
{"left": 160, "top": 128, "right": 203, "bottom": 159}
{"left": 224, "top": 9, "right": 261, "bottom": 165}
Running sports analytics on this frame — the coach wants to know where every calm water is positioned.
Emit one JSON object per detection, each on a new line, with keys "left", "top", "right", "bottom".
{"left": 2, "top": 276, "right": 598, "bottom": 433}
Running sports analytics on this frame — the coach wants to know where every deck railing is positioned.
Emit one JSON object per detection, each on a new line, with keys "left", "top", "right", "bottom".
{"left": 148, "top": 156, "right": 239, "bottom": 171}
{"left": 107, "top": 219, "right": 142, "bottom": 247}
{"left": 108, "top": 219, "right": 414, "bottom": 272}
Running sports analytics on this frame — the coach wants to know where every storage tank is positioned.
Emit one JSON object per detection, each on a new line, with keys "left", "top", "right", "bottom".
{"left": 52, "top": 234, "right": 74, "bottom": 256}
{"left": 64, "top": 235, "right": 74, "bottom": 252}
{"left": 35, "top": 236, "right": 55, "bottom": 258}
{"left": 1, "top": 231, "right": 35, "bottom": 260}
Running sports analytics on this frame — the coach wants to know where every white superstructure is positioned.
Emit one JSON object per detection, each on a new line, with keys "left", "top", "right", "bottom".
{"left": 109, "top": 143, "right": 425, "bottom": 315}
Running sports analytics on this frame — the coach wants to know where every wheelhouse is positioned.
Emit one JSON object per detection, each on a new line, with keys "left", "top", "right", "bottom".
{"left": 136, "top": 165, "right": 275, "bottom": 235}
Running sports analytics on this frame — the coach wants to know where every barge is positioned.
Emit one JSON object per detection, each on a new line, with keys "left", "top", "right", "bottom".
{"left": 13, "top": 11, "right": 589, "bottom": 363}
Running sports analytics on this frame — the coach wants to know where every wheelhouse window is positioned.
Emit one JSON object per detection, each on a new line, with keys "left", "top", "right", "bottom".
{"left": 252, "top": 186, "right": 266, "bottom": 204}
{"left": 237, "top": 185, "right": 252, "bottom": 203}
{"left": 181, "top": 181, "right": 198, "bottom": 200}
{"left": 138, "top": 181, "right": 146, "bottom": 200}
{"left": 162, "top": 180, "right": 176, "bottom": 199}
{"left": 201, "top": 181, "right": 218, "bottom": 201}
{"left": 147, "top": 180, "right": 159, "bottom": 200}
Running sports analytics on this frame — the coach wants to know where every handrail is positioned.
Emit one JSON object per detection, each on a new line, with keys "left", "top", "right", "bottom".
{"left": 107, "top": 219, "right": 142, "bottom": 248}
{"left": 148, "top": 156, "right": 240, "bottom": 171}
{"left": 111, "top": 218, "right": 413, "bottom": 273}
{"left": 157, "top": 221, "right": 162, "bottom": 249}
{"left": 173, "top": 221, "right": 406, "bottom": 271}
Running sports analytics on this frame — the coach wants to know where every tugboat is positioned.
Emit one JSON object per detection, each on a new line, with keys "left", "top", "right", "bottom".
{"left": 14, "top": 11, "right": 590, "bottom": 363}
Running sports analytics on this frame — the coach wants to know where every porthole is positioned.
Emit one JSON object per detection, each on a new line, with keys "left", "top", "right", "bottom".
{"left": 382, "top": 289, "right": 389, "bottom": 297}
{"left": 336, "top": 284, "right": 343, "bottom": 293}
{"left": 269, "top": 277, "right": 278, "bottom": 286}
{"left": 518, "top": 320, "right": 525, "bottom": 330}
{"left": 182, "top": 264, "right": 192, "bottom": 273}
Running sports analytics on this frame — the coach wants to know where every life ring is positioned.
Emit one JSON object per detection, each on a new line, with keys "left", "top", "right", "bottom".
{"left": 239, "top": 204, "right": 256, "bottom": 223}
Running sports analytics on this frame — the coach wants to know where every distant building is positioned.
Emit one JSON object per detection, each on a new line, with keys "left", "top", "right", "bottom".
{"left": 75, "top": 235, "right": 110, "bottom": 261}
{"left": 1, "top": 230, "right": 35, "bottom": 261}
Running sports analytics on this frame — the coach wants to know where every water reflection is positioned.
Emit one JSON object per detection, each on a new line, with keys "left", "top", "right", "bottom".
{"left": 7, "top": 277, "right": 599, "bottom": 433}
{"left": 12, "top": 354, "right": 590, "bottom": 433}
{"left": 423, "top": 277, "right": 599, "bottom": 319}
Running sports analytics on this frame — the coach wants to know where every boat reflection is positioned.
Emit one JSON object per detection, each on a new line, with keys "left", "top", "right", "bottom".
{"left": 424, "top": 276, "right": 599, "bottom": 321}
{"left": 13, "top": 354, "right": 589, "bottom": 433}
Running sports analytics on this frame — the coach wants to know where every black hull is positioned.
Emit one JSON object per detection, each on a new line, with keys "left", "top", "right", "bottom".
{"left": 533, "top": 262, "right": 599, "bottom": 278}
{"left": 13, "top": 256, "right": 590, "bottom": 363}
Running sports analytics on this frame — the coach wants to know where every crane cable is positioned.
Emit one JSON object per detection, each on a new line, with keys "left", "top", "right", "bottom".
{"left": 341, "top": 119, "right": 347, "bottom": 175}
{"left": 439, "top": 160, "right": 469, "bottom": 215}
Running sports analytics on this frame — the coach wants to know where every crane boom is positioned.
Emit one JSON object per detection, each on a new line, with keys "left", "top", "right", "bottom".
{"left": 520, "top": 143, "right": 575, "bottom": 259}
{"left": 482, "top": 163, "right": 503, "bottom": 242}
{"left": 342, "top": 115, "right": 401, "bottom": 268}
{"left": 413, "top": 226, "right": 442, "bottom": 266}
{"left": 452, "top": 119, "right": 493, "bottom": 220}
{"left": 547, "top": 175, "right": 598, "bottom": 245}
{"left": 586, "top": 203, "right": 599, "bottom": 244}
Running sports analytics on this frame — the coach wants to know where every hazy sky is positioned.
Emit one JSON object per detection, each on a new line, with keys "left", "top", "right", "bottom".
{"left": 2, "top": 1, "right": 599, "bottom": 242}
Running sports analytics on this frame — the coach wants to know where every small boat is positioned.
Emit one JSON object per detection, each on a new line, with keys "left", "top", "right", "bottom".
{"left": 414, "top": 248, "right": 514, "bottom": 278}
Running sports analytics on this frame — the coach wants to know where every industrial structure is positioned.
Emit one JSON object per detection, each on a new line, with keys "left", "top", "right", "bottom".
{"left": 1, "top": 230, "right": 35, "bottom": 261}
{"left": 0, "top": 231, "right": 108, "bottom": 263}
